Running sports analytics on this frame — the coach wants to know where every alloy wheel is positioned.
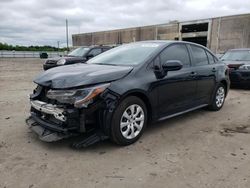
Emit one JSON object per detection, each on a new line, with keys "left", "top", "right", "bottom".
{"left": 120, "top": 104, "right": 145, "bottom": 139}
{"left": 215, "top": 86, "right": 225, "bottom": 108}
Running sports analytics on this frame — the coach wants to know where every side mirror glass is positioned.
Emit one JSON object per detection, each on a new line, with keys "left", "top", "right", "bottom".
{"left": 162, "top": 60, "right": 183, "bottom": 72}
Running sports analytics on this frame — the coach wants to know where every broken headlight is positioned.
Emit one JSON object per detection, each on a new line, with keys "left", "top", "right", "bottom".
{"left": 46, "top": 83, "right": 110, "bottom": 108}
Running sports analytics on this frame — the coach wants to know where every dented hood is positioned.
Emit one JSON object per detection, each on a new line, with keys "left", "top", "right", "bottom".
{"left": 34, "top": 63, "right": 133, "bottom": 89}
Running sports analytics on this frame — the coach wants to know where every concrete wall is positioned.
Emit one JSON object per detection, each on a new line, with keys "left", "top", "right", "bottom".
{"left": 210, "top": 14, "right": 250, "bottom": 53}
{"left": 120, "top": 28, "right": 138, "bottom": 43}
{"left": 72, "top": 23, "right": 179, "bottom": 46}
{"left": 72, "top": 14, "right": 250, "bottom": 53}
{"left": 156, "top": 23, "right": 179, "bottom": 40}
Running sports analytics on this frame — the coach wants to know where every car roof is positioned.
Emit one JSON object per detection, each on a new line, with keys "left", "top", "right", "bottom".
{"left": 135, "top": 40, "right": 208, "bottom": 48}
{"left": 228, "top": 48, "right": 250, "bottom": 51}
{"left": 78, "top": 45, "right": 111, "bottom": 49}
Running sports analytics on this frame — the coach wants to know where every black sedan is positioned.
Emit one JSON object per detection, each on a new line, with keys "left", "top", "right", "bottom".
{"left": 27, "top": 41, "right": 230, "bottom": 146}
{"left": 43, "top": 46, "right": 111, "bottom": 70}
{"left": 221, "top": 48, "right": 250, "bottom": 87}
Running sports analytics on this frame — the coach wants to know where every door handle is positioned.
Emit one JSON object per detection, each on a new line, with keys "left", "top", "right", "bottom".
{"left": 189, "top": 72, "right": 197, "bottom": 77}
{"left": 212, "top": 68, "right": 216, "bottom": 72}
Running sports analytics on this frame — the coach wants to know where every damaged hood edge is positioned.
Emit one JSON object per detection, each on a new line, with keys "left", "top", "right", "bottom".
{"left": 34, "top": 63, "right": 133, "bottom": 89}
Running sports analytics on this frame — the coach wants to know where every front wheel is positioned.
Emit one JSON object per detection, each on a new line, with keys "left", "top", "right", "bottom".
{"left": 208, "top": 83, "right": 226, "bottom": 111}
{"left": 110, "top": 96, "right": 147, "bottom": 145}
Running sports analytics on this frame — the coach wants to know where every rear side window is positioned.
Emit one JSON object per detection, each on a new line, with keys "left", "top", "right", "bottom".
{"left": 102, "top": 48, "right": 110, "bottom": 52}
{"left": 88, "top": 48, "right": 102, "bottom": 56}
{"left": 159, "top": 44, "right": 191, "bottom": 67}
{"left": 206, "top": 51, "right": 215, "bottom": 64}
{"left": 190, "top": 45, "right": 209, "bottom": 66}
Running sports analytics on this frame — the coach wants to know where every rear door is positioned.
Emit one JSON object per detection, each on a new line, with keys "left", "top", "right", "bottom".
{"left": 188, "top": 44, "right": 216, "bottom": 104}
{"left": 156, "top": 43, "right": 197, "bottom": 117}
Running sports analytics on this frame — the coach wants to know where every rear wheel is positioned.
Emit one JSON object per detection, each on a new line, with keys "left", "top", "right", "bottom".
{"left": 110, "top": 96, "right": 147, "bottom": 145}
{"left": 208, "top": 83, "right": 226, "bottom": 111}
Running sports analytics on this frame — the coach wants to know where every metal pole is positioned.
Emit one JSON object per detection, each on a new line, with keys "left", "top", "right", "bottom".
{"left": 57, "top": 41, "right": 60, "bottom": 55}
{"left": 66, "top": 19, "right": 69, "bottom": 51}
{"left": 216, "top": 17, "right": 221, "bottom": 54}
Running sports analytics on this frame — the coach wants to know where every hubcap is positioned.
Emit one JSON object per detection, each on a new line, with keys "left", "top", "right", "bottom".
{"left": 215, "top": 86, "right": 225, "bottom": 108}
{"left": 120, "top": 104, "right": 145, "bottom": 139}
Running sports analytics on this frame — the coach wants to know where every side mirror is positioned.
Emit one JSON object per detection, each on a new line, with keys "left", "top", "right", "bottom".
{"left": 86, "top": 54, "right": 94, "bottom": 59}
{"left": 162, "top": 60, "right": 183, "bottom": 72}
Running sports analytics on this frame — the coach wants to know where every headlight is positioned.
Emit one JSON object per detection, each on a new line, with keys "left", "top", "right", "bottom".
{"left": 239, "top": 64, "right": 250, "bottom": 70}
{"left": 57, "top": 59, "right": 66, "bottom": 65}
{"left": 46, "top": 83, "right": 110, "bottom": 108}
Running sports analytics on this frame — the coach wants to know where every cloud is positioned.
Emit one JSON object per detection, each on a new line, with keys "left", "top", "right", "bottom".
{"left": 0, "top": 0, "right": 249, "bottom": 46}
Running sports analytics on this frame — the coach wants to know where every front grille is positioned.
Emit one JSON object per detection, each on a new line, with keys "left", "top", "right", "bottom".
{"left": 241, "top": 72, "right": 250, "bottom": 77}
{"left": 230, "top": 75, "right": 240, "bottom": 81}
{"left": 31, "top": 107, "right": 64, "bottom": 126}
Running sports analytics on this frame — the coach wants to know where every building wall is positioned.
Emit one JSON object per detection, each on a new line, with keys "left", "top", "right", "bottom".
{"left": 120, "top": 28, "right": 138, "bottom": 43}
{"left": 210, "top": 14, "right": 250, "bottom": 53}
{"left": 72, "top": 14, "right": 250, "bottom": 53}
{"left": 156, "top": 23, "right": 179, "bottom": 40}
{"left": 72, "top": 23, "right": 179, "bottom": 46}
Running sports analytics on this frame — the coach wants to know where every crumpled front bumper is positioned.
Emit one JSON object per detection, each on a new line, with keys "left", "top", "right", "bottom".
{"left": 30, "top": 100, "right": 66, "bottom": 122}
{"left": 26, "top": 99, "right": 82, "bottom": 142}
{"left": 26, "top": 116, "right": 74, "bottom": 142}
{"left": 26, "top": 97, "right": 106, "bottom": 142}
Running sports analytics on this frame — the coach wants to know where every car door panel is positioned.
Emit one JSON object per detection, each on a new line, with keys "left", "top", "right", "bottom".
{"left": 157, "top": 67, "right": 197, "bottom": 116}
{"left": 188, "top": 45, "right": 216, "bottom": 104}
{"left": 193, "top": 65, "right": 216, "bottom": 103}
{"left": 155, "top": 44, "right": 197, "bottom": 118}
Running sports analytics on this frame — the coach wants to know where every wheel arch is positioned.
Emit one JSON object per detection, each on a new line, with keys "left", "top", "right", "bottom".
{"left": 119, "top": 90, "right": 153, "bottom": 122}
{"left": 220, "top": 79, "right": 229, "bottom": 95}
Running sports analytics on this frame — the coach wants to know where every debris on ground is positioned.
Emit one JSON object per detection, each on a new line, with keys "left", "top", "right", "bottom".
{"left": 220, "top": 125, "right": 250, "bottom": 136}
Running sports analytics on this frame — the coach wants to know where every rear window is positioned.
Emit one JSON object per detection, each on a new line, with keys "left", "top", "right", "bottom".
{"left": 206, "top": 51, "right": 215, "bottom": 64}
{"left": 190, "top": 45, "right": 209, "bottom": 66}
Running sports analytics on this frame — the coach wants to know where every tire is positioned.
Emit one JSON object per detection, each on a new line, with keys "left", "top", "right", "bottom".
{"left": 208, "top": 83, "right": 226, "bottom": 111}
{"left": 110, "top": 96, "right": 147, "bottom": 145}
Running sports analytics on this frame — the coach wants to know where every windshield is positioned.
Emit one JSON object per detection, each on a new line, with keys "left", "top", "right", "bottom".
{"left": 87, "top": 43, "right": 161, "bottom": 66}
{"left": 68, "top": 47, "right": 90, "bottom": 57}
{"left": 221, "top": 50, "right": 250, "bottom": 61}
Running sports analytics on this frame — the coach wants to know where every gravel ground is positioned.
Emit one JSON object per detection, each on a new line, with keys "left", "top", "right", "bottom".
{"left": 0, "top": 58, "right": 250, "bottom": 188}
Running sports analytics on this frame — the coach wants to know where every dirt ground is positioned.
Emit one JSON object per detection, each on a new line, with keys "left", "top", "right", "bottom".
{"left": 0, "top": 58, "right": 250, "bottom": 188}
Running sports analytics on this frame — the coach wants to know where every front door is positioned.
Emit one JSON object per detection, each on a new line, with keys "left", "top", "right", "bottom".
{"left": 155, "top": 44, "right": 197, "bottom": 118}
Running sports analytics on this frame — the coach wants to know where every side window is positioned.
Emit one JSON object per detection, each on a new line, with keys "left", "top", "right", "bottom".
{"left": 88, "top": 48, "right": 102, "bottom": 56}
{"left": 206, "top": 51, "right": 215, "bottom": 64}
{"left": 159, "top": 44, "right": 191, "bottom": 67}
{"left": 102, "top": 48, "right": 109, "bottom": 52}
{"left": 190, "top": 45, "right": 209, "bottom": 66}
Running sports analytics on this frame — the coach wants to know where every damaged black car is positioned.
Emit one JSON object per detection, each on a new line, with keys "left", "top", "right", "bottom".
{"left": 26, "top": 41, "right": 230, "bottom": 147}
